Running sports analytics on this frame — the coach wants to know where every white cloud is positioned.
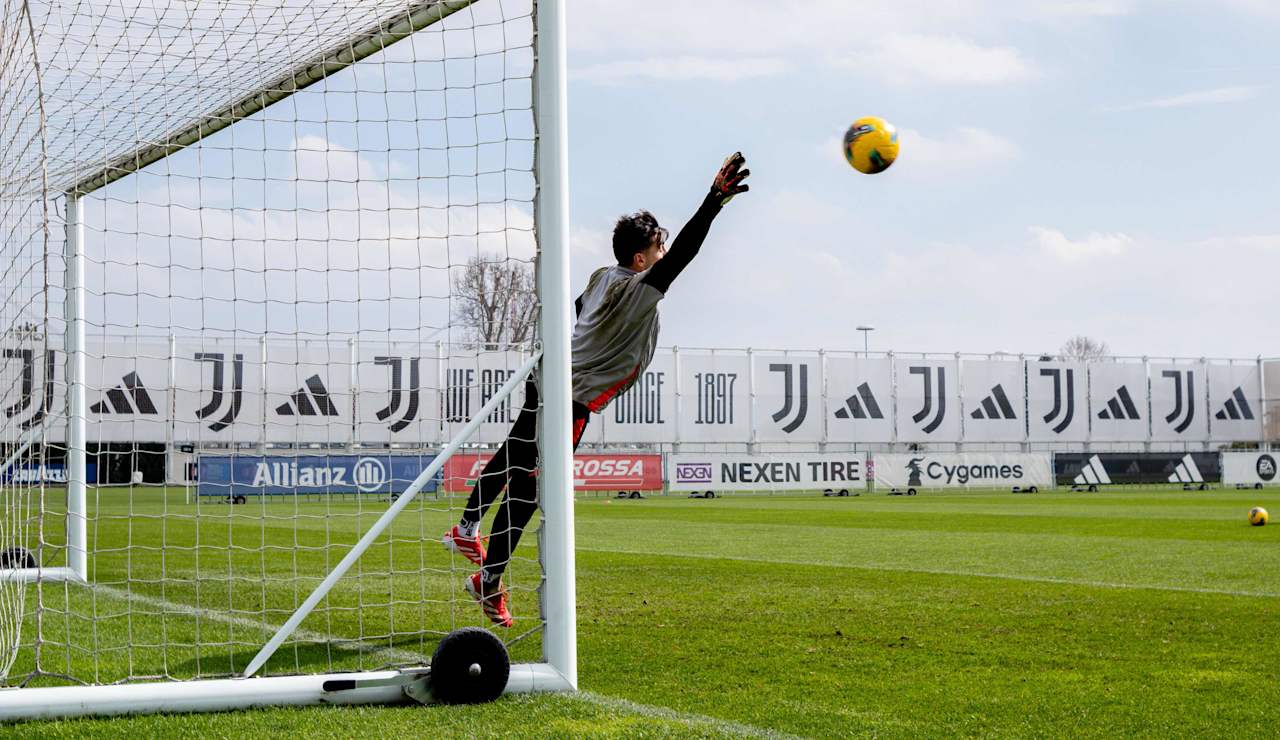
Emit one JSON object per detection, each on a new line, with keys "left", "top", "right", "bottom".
{"left": 833, "top": 34, "right": 1037, "bottom": 85}
{"left": 1030, "top": 226, "right": 1135, "bottom": 262}
{"left": 574, "top": 56, "right": 787, "bottom": 85}
{"left": 891, "top": 127, "right": 1020, "bottom": 174}
{"left": 1109, "top": 85, "right": 1262, "bottom": 111}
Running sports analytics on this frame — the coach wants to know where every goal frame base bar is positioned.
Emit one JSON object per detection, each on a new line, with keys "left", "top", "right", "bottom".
{"left": 0, "top": 662, "right": 572, "bottom": 721}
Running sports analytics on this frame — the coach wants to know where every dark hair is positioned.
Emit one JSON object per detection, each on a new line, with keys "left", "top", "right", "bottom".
{"left": 612, "top": 210, "right": 668, "bottom": 266}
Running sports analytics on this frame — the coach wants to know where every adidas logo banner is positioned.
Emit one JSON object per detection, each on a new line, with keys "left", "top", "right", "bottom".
{"left": 1088, "top": 362, "right": 1150, "bottom": 442}
{"left": 962, "top": 361, "right": 1026, "bottom": 442}
{"left": 1072, "top": 454, "right": 1112, "bottom": 486}
{"left": 87, "top": 340, "right": 170, "bottom": 443}
{"left": 825, "top": 357, "right": 894, "bottom": 443}
{"left": 1222, "top": 452, "right": 1278, "bottom": 487}
{"left": 872, "top": 453, "right": 1052, "bottom": 491}
{"left": 1167, "top": 454, "right": 1204, "bottom": 484}
{"left": 894, "top": 358, "right": 961, "bottom": 443}
{"left": 1053, "top": 453, "right": 1221, "bottom": 486}
{"left": 1207, "top": 363, "right": 1263, "bottom": 442}
{"left": 754, "top": 355, "right": 823, "bottom": 443}
{"left": 1027, "top": 361, "right": 1088, "bottom": 442}
{"left": 267, "top": 345, "right": 351, "bottom": 444}
{"left": 676, "top": 352, "right": 751, "bottom": 444}
{"left": 1149, "top": 362, "right": 1208, "bottom": 441}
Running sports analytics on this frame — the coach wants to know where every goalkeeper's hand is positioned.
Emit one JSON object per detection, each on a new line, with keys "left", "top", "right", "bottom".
{"left": 709, "top": 152, "right": 750, "bottom": 206}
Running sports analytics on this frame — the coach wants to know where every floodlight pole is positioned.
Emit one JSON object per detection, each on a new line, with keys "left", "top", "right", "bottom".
{"left": 856, "top": 326, "right": 875, "bottom": 356}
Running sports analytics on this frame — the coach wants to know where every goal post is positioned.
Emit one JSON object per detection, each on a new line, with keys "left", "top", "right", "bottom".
{"left": 0, "top": 0, "right": 574, "bottom": 719}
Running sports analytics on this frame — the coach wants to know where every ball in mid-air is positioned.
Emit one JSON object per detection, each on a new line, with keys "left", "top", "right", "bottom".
{"left": 843, "top": 116, "right": 899, "bottom": 174}
{"left": 1248, "top": 507, "right": 1268, "bottom": 526}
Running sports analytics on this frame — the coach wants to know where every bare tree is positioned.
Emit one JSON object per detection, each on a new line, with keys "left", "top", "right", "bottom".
{"left": 452, "top": 255, "right": 537, "bottom": 349}
{"left": 1059, "top": 335, "right": 1110, "bottom": 362}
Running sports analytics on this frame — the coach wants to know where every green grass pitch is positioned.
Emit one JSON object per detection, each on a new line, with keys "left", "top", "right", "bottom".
{"left": 5, "top": 485, "right": 1278, "bottom": 738}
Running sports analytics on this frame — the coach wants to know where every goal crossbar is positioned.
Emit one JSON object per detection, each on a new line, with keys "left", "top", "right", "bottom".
{"left": 66, "top": 0, "right": 479, "bottom": 196}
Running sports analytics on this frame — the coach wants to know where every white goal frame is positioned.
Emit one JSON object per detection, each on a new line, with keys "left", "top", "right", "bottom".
{"left": 0, "top": 0, "right": 575, "bottom": 720}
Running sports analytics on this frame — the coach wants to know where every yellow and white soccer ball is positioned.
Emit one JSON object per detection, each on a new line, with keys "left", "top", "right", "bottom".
{"left": 1249, "top": 507, "right": 1268, "bottom": 526}
{"left": 843, "top": 116, "right": 899, "bottom": 174}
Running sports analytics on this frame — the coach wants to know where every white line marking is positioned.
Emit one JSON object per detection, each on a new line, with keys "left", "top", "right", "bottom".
{"left": 574, "top": 691, "right": 803, "bottom": 739}
{"left": 94, "top": 584, "right": 792, "bottom": 736}
{"left": 577, "top": 547, "right": 1279, "bottom": 599}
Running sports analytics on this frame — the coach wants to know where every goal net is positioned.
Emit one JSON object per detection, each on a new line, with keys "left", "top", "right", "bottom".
{"left": 0, "top": 0, "right": 574, "bottom": 717}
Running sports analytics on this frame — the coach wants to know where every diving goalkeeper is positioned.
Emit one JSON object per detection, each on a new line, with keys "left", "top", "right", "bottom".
{"left": 443, "top": 152, "right": 750, "bottom": 627}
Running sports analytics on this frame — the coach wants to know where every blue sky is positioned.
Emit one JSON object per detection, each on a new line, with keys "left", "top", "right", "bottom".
{"left": 563, "top": 1, "right": 1279, "bottom": 358}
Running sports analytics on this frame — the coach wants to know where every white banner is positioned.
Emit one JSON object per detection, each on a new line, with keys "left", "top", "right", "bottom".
{"left": 667, "top": 452, "right": 865, "bottom": 492}
{"left": 961, "top": 360, "right": 1026, "bottom": 442}
{"left": 894, "top": 357, "right": 961, "bottom": 442}
{"left": 826, "top": 356, "right": 894, "bottom": 443}
{"left": 1222, "top": 452, "right": 1279, "bottom": 486}
{"left": 0, "top": 343, "right": 65, "bottom": 443}
{"left": 599, "top": 350, "right": 675, "bottom": 444}
{"left": 1207, "top": 362, "right": 1263, "bottom": 442}
{"left": 1026, "top": 360, "right": 1089, "bottom": 442}
{"left": 263, "top": 340, "right": 351, "bottom": 444}
{"left": 1088, "top": 362, "right": 1149, "bottom": 442}
{"left": 173, "top": 338, "right": 264, "bottom": 444}
{"left": 753, "top": 354, "right": 823, "bottom": 442}
{"left": 872, "top": 453, "right": 1052, "bottom": 490}
{"left": 1149, "top": 361, "right": 1209, "bottom": 442}
{"left": 353, "top": 342, "right": 440, "bottom": 446}
{"left": 676, "top": 351, "right": 750, "bottom": 443}
{"left": 440, "top": 349, "right": 532, "bottom": 446}
{"left": 86, "top": 338, "right": 171, "bottom": 443}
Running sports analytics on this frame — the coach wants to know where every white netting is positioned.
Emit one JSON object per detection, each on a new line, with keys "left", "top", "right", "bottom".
{"left": 0, "top": 0, "right": 552, "bottom": 688}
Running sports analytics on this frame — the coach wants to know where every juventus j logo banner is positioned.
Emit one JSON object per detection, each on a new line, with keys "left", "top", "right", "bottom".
{"left": 1150, "top": 363, "right": 1207, "bottom": 440}
{"left": 1025, "top": 363, "right": 1087, "bottom": 442}
{"left": 768, "top": 363, "right": 808, "bottom": 434}
{"left": 194, "top": 352, "right": 244, "bottom": 432}
{"left": 909, "top": 365, "right": 946, "bottom": 434}
{"left": 3, "top": 348, "right": 55, "bottom": 431}
{"left": 374, "top": 356, "right": 419, "bottom": 433}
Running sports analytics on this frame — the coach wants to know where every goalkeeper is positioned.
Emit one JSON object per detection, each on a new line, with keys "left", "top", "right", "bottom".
{"left": 443, "top": 153, "right": 750, "bottom": 627}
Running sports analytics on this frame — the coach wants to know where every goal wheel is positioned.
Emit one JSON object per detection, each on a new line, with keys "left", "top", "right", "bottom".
{"left": 429, "top": 627, "right": 509, "bottom": 705}
{"left": 906, "top": 488, "right": 917, "bottom": 496}
{"left": 0, "top": 546, "right": 36, "bottom": 569}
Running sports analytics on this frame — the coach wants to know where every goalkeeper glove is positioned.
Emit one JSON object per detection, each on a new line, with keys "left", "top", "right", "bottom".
{"left": 710, "top": 152, "right": 750, "bottom": 206}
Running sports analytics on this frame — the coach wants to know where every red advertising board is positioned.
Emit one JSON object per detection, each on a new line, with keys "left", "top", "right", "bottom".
{"left": 443, "top": 453, "right": 663, "bottom": 493}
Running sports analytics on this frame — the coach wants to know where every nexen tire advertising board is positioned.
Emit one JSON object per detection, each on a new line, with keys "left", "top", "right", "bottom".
{"left": 1222, "top": 452, "right": 1279, "bottom": 486}
{"left": 873, "top": 453, "right": 1052, "bottom": 490}
{"left": 443, "top": 453, "right": 662, "bottom": 493}
{"left": 667, "top": 453, "right": 864, "bottom": 492}
{"left": 197, "top": 454, "right": 438, "bottom": 497}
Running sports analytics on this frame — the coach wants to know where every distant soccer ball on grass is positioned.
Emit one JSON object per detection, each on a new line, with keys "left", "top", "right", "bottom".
{"left": 1248, "top": 507, "right": 1268, "bottom": 526}
{"left": 843, "top": 116, "right": 899, "bottom": 174}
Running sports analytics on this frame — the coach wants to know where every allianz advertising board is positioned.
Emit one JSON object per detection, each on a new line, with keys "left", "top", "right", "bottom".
{"left": 197, "top": 454, "right": 438, "bottom": 497}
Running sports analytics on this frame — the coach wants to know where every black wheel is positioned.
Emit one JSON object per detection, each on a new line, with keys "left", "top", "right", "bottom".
{"left": 1028, "top": 486, "right": 1038, "bottom": 494}
{"left": 1256, "top": 483, "right": 1264, "bottom": 490}
{"left": 430, "top": 627, "right": 510, "bottom": 705}
{"left": 233, "top": 495, "right": 247, "bottom": 505}
{"left": 706, "top": 491, "right": 716, "bottom": 499}
{"left": 0, "top": 546, "right": 35, "bottom": 569}
{"left": 839, "top": 489, "right": 850, "bottom": 497}
{"left": 629, "top": 491, "right": 641, "bottom": 500}
{"left": 907, "top": 488, "right": 917, "bottom": 496}
{"left": 1198, "top": 483, "right": 1208, "bottom": 491}
{"left": 1088, "top": 485, "right": 1098, "bottom": 493}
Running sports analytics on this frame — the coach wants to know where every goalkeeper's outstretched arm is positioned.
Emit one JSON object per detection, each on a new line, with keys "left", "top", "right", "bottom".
{"left": 642, "top": 152, "right": 749, "bottom": 293}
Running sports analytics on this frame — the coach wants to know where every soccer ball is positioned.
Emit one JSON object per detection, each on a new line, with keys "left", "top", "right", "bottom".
{"left": 1249, "top": 507, "right": 1268, "bottom": 526}
{"left": 843, "top": 116, "right": 899, "bottom": 174}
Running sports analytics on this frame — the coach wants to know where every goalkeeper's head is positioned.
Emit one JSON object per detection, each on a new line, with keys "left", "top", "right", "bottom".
{"left": 613, "top": 211, "right": 668, "bottom": 271}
